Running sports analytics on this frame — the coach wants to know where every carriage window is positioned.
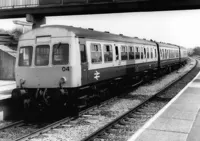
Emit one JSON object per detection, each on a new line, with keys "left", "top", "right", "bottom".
{"left": 35, "top": 45, "right": 50, "bottom": 66}
{"left": 115, "top": 46, "right": 119, "bottom": 60}
{"left": 129, "top": 46, "right": 134, "bottom": 60}
{"left": 154, "top": 49, "right": 157, "bottom": 58}
{"left": 53, "top": 44, "right": 69, "bottom": 65}
{"left": 166, "top": 50, "right": 168, "bottom": 59}
{"left": 19, "top": 46, "right": 33, "bottom": 66}
{"left": 80, "top": 44, "right": 87, "bottom": 63}
{"left": 135, "top": 47, "right": 140, "bottom": 59}
{"left": 141, "top": 47, "right": 143, "bottom": 59}
{"left": 144, "top": 48, "right": 146, "bottom": 58}
{"left": 104, "top": 44, "right": 113, "bottom": 62}
{"left": 121, "top": 46, "right": 128, "bottom": 60}
{"left": 147, "top": 48, "right": 149, "bottom": 58}
{"left": 91, "top": 43, "right": 102, "bottom": 63}
{"left": 163, "top": 49, "right": 165, "bottom": 59}
{"left": 160, "top": 49, "right": 162, "bottom": 58}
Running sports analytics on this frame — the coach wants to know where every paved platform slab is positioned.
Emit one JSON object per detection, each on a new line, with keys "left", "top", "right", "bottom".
{"left": 0, "top": 81, "right": 16, "bottom": 100}
{"left": 128, "top": 71, "right": 200, "bottom": 141}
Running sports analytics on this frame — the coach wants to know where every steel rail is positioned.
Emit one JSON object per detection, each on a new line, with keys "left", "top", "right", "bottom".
{"left": 12, "top": 60, "right": 193, "bottom": 141}
{"left": 15, "top": 117, "right": 74, "bottom": 141}
{"left": 14, "top": 77, "right": 144, "bottom": 141}
{"left": 0, "top": 120, "right": 24, "bottom": 131}
{"left": 81, "top": 59, "right": 197, "bottom": 141}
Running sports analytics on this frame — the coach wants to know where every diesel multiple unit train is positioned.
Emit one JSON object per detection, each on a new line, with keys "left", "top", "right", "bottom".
{"left": 12, "top": 25, "right": 188, "bottom": 113}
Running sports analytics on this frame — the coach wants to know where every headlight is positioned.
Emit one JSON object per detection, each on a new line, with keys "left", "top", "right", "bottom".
{"left": 60, "top": 77, "right": 67, "bottom": 85}
{"left": 20, "top": 79, "right": 26, "bottom": 85}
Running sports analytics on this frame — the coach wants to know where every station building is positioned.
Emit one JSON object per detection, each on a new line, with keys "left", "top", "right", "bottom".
{"left": 0, "top": 33, "right": 17, "bottom": 80}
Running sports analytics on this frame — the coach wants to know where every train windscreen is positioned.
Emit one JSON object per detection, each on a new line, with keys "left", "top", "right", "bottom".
{"left": 52, "top": 43, "right": 69, "bottom": 65}
{"left": 18, "top": 46, "right": 33, "bottom": 67}
{"left": 35, "top": 45, "right": 50, "bottom": 66}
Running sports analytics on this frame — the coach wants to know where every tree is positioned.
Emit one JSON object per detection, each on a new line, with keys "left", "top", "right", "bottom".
{"left": 191, "top": 47, "right": 200, "bottom": 56}
{"left": 9, "top": 28, "right": 23, "bottom": 40}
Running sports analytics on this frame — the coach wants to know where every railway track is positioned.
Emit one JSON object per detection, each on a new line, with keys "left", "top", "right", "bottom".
{"left": 0, "top": 60, "right": 194, "bottom": 141}
{"left": 0, "top": 120, "right": 24, "bottom": 131}
{"left": 81, "top": 59, "right": 198, "bottom": 141}
{"left": 0, "top": 79, "right": 143, "bottom": 141}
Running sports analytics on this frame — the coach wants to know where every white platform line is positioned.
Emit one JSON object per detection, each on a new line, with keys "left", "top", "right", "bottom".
{"left": 128, "top": 71, "right": 200, "bottom": 141}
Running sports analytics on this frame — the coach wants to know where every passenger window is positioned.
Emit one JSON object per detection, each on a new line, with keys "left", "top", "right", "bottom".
{"left": 162, "top": 49, "right": 164, "bottom": 59}
{"left": 160, "top": 49, "right": 162, "bottom": 58}
{"left": 115, "top": 46, "right": 119, "bottom": 60}
{"left": 121, "top": 46, "right": 128, "bottom": 60}
{"left": 91, "top": 43, "right": 102, "bottom": 63}
{"left": 144, "top": 48, "right": 146, "bottom": 58}
{"left": 35, "top": 45, "right": 50, "bottom": 66}
{"left": 19, "top": 46, "right": 33, "bottom": 66}
{"left": 103, "top": 44, "right": 113, "bottom": 62}
{"left": 147, "top": 48, "right": 149, "bottom": 58}
{"left": 135, "top": 47, "right": 140, "bottom": 59}
{"left": 151, "top": 48, "right": 153, "bottom": 58}
{"left": 154, "top": 49, "right": 157, "bottom": 58}
{"left": 80, "top": 44, "right": 87, "bottom": 63}
{"left": 166, "top": 50, "right": 168, "bottom": 58}
{"left": 129, "top": 46, "right": 134, "bottom": 60}
{"left": 53, "top": 44, "right": 69, "bottom": 65}
{"left": 141, "top": 47, "right": 143, "bottom": 59}
{"left": 163, "top": 49, "right": 165, "bottom": 59}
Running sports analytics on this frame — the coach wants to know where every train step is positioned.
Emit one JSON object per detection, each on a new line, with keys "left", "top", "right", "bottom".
{"left": 78, "top": 95, "right": 87, "bottom": 100}
{"left": 78, "top": 104, "right": 87, "bottom": 110}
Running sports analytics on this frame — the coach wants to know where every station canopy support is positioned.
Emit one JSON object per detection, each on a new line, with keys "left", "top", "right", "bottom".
{"left": 26, "top": 14, "right": 46, "bottom": 29}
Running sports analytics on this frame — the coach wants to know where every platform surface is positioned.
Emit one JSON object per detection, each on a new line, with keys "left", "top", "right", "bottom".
{"left": 128, "top": 71, "right": 200, "bottom": 141}
{"left": 0, "top": 80, "right": 16, "bottom": 100}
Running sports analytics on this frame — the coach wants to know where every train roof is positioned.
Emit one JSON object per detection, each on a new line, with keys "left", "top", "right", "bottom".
{"left": 21, "top": 25, "right": 156, "bottom": 46}
{"left": 158, "top": 42, "right": 180, "bottom": 49}
{"left": 158, "top": 42, "right": 187, "bottom": 50}
{"left": 21, "top": 25, "right": 187, "bottom": 50}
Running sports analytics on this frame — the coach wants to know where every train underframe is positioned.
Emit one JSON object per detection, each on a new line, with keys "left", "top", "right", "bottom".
{"left": 11, "top": 61, "right": 187, "bottom": 118}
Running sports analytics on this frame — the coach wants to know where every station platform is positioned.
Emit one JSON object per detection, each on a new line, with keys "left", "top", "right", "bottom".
{"left": 128, "top": 71, "right": 200, "bottom": 141}
{"left": 0, "top": 81, "right": 15, "bottom": 100}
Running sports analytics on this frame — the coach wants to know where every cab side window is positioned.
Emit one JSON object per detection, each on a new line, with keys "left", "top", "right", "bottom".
{"left": 80, "top": 44, "right": 87, "bottom": 63}
{"left": 91, "top": 43, "right": 102, "bottom": 63}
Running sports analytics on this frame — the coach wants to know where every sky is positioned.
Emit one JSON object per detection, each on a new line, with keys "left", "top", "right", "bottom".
{"left": 0, "top": 9, "right": 200, "bottom": 48}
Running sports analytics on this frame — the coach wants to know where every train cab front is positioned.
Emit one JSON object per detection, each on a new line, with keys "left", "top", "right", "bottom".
{"left": 12, "top": 32, "right": 80, "bottom": 114}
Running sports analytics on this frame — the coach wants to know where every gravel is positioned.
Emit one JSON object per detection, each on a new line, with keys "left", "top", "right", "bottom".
{"left": 27, "top": 58, "right": 196, "bottom": 141}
